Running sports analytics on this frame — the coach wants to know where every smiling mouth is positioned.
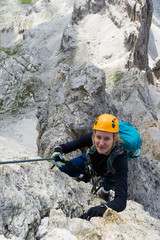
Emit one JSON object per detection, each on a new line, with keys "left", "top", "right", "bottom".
{"left": 98, "top": 146, "right": 106, "bottom": 150}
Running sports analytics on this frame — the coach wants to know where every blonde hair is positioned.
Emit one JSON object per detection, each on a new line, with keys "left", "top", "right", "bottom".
{"left": 92, "top": 130, "right": 121, "bottom": 147}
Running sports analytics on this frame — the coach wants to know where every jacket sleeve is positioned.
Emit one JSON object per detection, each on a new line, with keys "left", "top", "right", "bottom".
{"left": 57, "top": 132, "right": 93, "bottom": 154}
{"left": 106, "top": 152, "right": 128, "bottom": 212}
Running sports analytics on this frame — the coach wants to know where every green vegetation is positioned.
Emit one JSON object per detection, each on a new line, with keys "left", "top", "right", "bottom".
{"left": 0, "top": 76, "right": 42, "bottom": 114}
{"left": 0, "top": 45, "right": 21, "bottom": 57}
{"left": 114, "top": 71, "right": 124, "bottom": 82}
{"left": 19, "top": 0, "right": 32, "bottom": 4}
{"left": 105, "top": 70, "right": 124, "bottom": 90}
{"left": 0, "top": 43, "right": 42, "bottom": 114}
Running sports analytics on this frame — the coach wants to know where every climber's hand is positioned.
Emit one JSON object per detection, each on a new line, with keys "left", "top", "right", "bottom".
{"left": 79, "top": 204, "right": 107, "bottom": 221}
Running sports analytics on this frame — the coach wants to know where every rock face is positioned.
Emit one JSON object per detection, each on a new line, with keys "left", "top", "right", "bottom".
{"left": 0, "top": 0, "right": 154, "bottom": 115}
{"left": 60, "top": 0, "right": 153, "bottom": 70}
{"left": 0, "top": 137, "right": 95, "bottom": 239}
{"left": 0, "top": 0, "right": 160, "bottom": 239}
{"left": 36, "top": 63, "right": 129, "bottom": 157}
{"left": 37, "top": 63, "right": 160, "bottom": 219}
{"left": 0, "top": 137, "right": 160, "bottom": 240}
{"left": 35, "top": 0, "right": 160, "bottom": 219}
{"left": 152, "top": 57, "right": 160, "bottom": 88}
{"left": 148, "top": 0, "right": 160, "bottom": 68}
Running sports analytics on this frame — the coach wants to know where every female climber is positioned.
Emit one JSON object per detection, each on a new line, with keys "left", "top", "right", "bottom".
{"left": 51, "top": 114, "right": 128, "bottom": 220}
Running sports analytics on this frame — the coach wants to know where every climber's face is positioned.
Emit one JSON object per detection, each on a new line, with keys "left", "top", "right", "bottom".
{"left": 94, "top": 130, "right": 114, "bottom": 155}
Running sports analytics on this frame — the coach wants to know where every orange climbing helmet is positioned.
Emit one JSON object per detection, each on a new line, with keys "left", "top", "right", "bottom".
{"left": 93, "top": 114, "right": 119, "bottom": 133}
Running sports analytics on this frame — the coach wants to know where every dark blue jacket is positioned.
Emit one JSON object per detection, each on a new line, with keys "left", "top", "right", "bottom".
{"left": 59, "top": 132, "right": 128, "bottom": 212}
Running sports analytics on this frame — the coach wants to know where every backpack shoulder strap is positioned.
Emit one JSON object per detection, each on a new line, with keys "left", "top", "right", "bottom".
{"left": 85, "top": 146, "right": 97, "bottom": 178}
{"left": 107, "top": 147, "right": 124, "bottom": 174}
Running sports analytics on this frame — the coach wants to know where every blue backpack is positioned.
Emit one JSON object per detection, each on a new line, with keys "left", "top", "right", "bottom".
{"left": 107, "top": 122, "right": 142, "bottom": 174}
{"left": 119, "top": 122, "right": 142, "bottom": 158}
